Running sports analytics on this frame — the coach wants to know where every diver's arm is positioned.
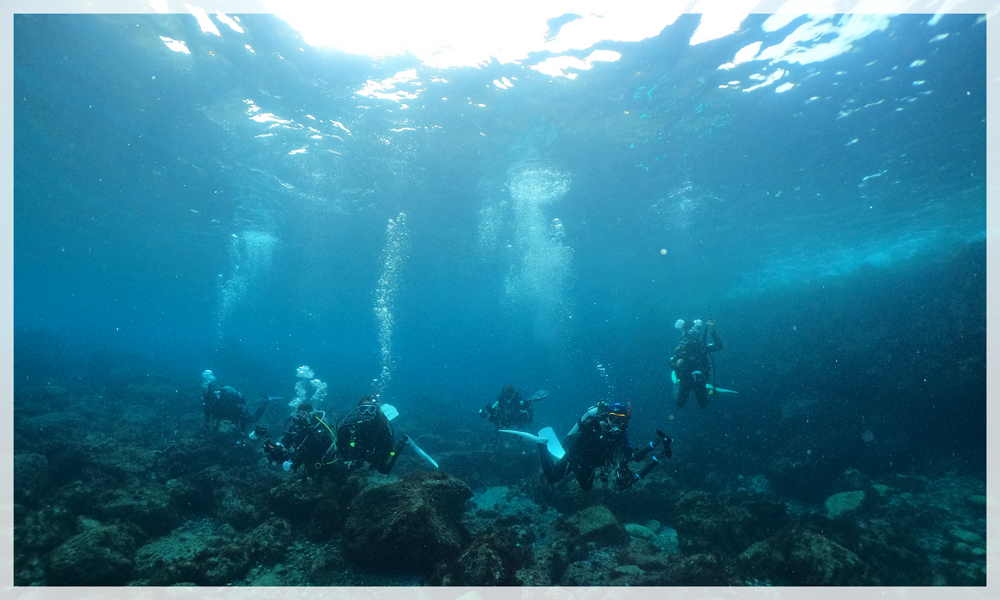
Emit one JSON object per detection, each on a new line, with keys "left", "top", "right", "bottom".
{"left": 669, "top": 345, "right": 684, "bottom": 369}
{"left": 707, "top": 330, "right": 723, "bottom": 352}
{"left": 705, "top": 320, "right": 723, "bottom": 351}
{"left": 633, "top": 429, "right": 671, "bottom": 461}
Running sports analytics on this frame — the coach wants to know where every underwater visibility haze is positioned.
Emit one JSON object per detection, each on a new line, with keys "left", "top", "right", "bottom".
{"left": 12, "top": 5, "right": 987, "bottom": 587}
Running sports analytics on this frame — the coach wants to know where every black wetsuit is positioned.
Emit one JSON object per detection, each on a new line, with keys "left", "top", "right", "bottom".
{"left": 279, "top": 412, "right": 336, "bottom": 481}
{"left": 336, "top": 410, "right": 405, "bottom": 474}
{"left": 481, "top": 385, "right": 534, "bottom": 438}
{"left": 670, "top": 330, "right": 724, "bottom": 408}
{"left": 539, "top": 409, "right": 634, "bottom": 492}
{"left": 203, "top": 385, "right": 269, "bottom": 431}
{"left": 540, "top": 407, "right": 673, "bottom": 491}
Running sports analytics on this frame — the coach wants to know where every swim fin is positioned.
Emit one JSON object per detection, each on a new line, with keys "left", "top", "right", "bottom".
{"left": 537, "top": 427, "right": 565, "bottom": 459}
{"left": 381, "top": 404, "right": 399, "bottom": 420}
{"left": 406, "top": 437, "right": 439, "bottom": 469}
{"left": 499, "top": 427, "right": 565, "bottom": 460}
{"left": 706, "top": 384, "right": 738, "bottom": 394}
{"left": 530, "top": 389, "right": 551, "bottom": 402}
{"left": 498, "top": 429, "right": 547, "bottom": 443}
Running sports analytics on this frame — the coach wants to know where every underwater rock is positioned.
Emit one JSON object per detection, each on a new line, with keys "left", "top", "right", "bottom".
{"left": 562, "top": 549, "right": 621, "bottom": 585}
{"left": 133, "top": 519, "right": 233, "bottom": 585}
{"left": 267, "top": 476, "right": 334, "bottom": 525}
{"left": 13, "top": 453, "right": 50, "bottom": 505}
{"left": 86, "top": 439, "right": 159, "bottom": 479}
{"left": 663, "top": 553, "right": 737, "bottom": 585}
{"left": 238, "top": 517, "right": 294, "bottom": 566}
{"left": 165, "top": 477, "right": 203, "bottom": 512}
{"left": 342, "top": 471, "right": 473, "bottom": 572}
{"left": 556, "top": 505, "right": 628, "bottom": 548}
{"left": 847, "top": 517, "right": 933, "bottom": 585}
{"left": 673, "top": 490, "right": 755, "bottom": 555}
{"left": 516, "top": 544, "right": 565, "bottom": 586}
{"left": 825, "top": 490, "right": 866, "bottom": 518}
{"left": 449, "top": 526, "right": 530, "bottom": 585}
{"left": 94, "top": 483, "right": 179, "bottom": 536}
{"left": 737, "top": 527, "right": 868, "bottom": 585}
{"left": 133, "top": 517, "right": 291, "bottom": 586}
{"left": 191, "top": 465, "right": 274, "bottom": 531}
{"left": 623, "top": 536, "right": 672, "bottom": 574}
{"left": 625, "top": 523, "right": 657, "bottom": 541}
{"left": 14, "top": 505, "right": 77, "bottom": 554}
{"left": 156, "top": 438, "right": 233, "bottom": 479}
{"left": 306, "top": 498, "right": 343, "bottom": 541}
{"left": 47, "top": 523, "right": 138, "bottom": 585}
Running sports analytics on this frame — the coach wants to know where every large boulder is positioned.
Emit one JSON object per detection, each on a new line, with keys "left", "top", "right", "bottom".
{"left": 737, "top": 527, "right": 869, "bottom": 585}
{"left": 673, "top": 490, "right": 756, "bottom": 555}
{"left": 825, "top": 490, "right": 866, "bottom": 518}
{"left": 93, "top": 484, "right": 179, "bottom": 536}
{"left": 343, "top": 471, "right": 473, "bottom": 572}
{"left": 450, "top": 526, "right": 532, "bottom": 585}
{"left": 556, "top": 505, "right": 629, "bottom": 549}
{"left": 47, "top": 524, "right": 137, "bottom": 585}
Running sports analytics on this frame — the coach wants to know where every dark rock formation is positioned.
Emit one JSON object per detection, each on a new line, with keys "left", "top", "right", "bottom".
{"left": 47, "top": 523, "right": 138, "bottom": 585}
{"left": 342, "top": 471, "right": 473, "bottom": 572}
{"left": 737, "top": 527, "right": 869, "bottom": 585}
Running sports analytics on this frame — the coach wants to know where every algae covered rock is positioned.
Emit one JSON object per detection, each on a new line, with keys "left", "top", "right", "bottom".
{"left": 556, "top": 505, "right": 628, "bottom": 548}
{"left": 825, "top": 490, "right": 866, "bottom": 518}
{"left": 673, "top": 490, "right": 756, "bottom": 555}
{"left": 48, "top": 523, "right": 137, "bottom": 585}
{"left": 342, "top": 471, "right": 473, "bottom": 572}
{"left": 450, "top": 526, "right": 531, "bottom": 585}
{"left": 14, "top": 453, "right": 51, "bottom": 505}
{"left": 625, "top": 523, "right": 657, "bottom": 541}
{"left": 737, "top": 527, "right": 868, "bottom": 585}
{"left": 664, "top": 553, "right": 738, "bottom": 585}
{"left": 94, "top": 483, "right": 179, "bottom": 536}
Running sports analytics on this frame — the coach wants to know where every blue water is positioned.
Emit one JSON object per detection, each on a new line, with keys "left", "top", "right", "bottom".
{"left": 14, "top": 11, "right": 985, "bottom": 469}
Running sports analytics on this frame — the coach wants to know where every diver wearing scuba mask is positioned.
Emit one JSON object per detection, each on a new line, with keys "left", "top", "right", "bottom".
{"left": 670, "top": 319, "right": 724, "bottom": 409}
{"left": 538, "top": 401, "right": 672, "bottom": 492}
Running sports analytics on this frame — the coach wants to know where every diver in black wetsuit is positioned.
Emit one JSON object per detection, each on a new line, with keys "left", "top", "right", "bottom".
{"left": 336, "top": 396, "right": 408, "bottom": 475}
{"left": 480, "top": 384, "right": 535, "bottom": 440}
{"left": 203, "top": 382, "right": 272, "bottom": 432}
{"left": 670, "top": 319, "right": 724, "bottom": 409}
{"left": 538, "top": 402, "right": 672, "bottom": 492}
{"left": 253, "top": 403, "right": 337, "bottom": 482}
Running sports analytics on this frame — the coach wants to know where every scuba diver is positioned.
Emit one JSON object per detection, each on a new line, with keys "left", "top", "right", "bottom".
{"left": 479, "top": 385, "right": 548, "bottom": 440}
{"left": 252, "top": 403, "right": 337, "bottom": 482}
{"left": 335, "top": 395, "right": 408, "bottom": 475}
{"left": 504, "top": 401, "right": 672, "bottom": 492}
{"left": 201, "top": 370, "right": 273, "bottom": 432}
{"left": 670, "top": 319, "right": 724, "bottom": 409}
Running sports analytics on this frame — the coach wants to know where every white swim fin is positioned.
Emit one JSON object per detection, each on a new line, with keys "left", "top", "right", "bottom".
{"left": 406, "top": 437, "right": 439, "bottom": 469}
{"left": 537, "top": 427, "right": 565, "bottom": 460}
{"left": 707, "top": 384, "right": 738, "bottom": 394}
{"left": 498, "top": 427, "right": 565, "bottom": 460}
{"left": 498, "top": 429, "right": 546, "bottom": 443}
